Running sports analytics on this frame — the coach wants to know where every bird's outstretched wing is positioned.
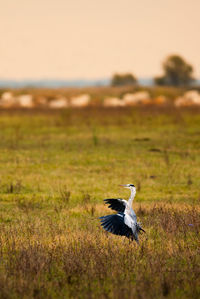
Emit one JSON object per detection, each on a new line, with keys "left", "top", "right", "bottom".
{"left": 99, "top": 214, "right": 133, "bottom": 238}
{"left": 104, "top": 198, "right": 127, "bottom": 213}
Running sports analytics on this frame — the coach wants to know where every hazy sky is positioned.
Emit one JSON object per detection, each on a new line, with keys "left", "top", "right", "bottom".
{"left": 0, "top": 0, "right": 200, "bottom": 79}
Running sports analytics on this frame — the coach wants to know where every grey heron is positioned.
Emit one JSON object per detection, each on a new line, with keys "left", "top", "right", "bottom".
{"left": 99, "top": 184, "right": 145, "bottom": 242}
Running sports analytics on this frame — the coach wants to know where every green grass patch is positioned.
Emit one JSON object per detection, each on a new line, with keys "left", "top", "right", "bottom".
{"left": 0, "top": 107, "right": 199, "bottom": 298}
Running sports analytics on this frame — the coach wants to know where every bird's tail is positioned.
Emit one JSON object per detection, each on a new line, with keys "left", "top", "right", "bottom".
{"left": 137, "top": 223, "right": 146, "bottom": 234}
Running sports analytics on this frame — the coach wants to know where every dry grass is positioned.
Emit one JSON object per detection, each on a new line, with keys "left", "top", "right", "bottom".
{"left": 0, "top": 204, "right": 199, "bottom": 298}
{"left": 0, "top": 106, "right": 199, "bottom": 298}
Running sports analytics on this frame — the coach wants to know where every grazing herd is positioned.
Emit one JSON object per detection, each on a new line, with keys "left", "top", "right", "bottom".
{"left": 0, "top": 92, "right": 91, "bottom": 108}
{"left": 0, "top": 90, "right": 200, "bottom": 108}
{"left": 104, "top": 92, "right": 167, "bottom": 107}
{"left": 174, "top": 90, "right": 200, "bottom": 107}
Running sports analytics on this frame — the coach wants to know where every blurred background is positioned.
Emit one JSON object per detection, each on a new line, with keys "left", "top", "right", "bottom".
{"left": 0, "top": 0, "right": 200, "bottom": 106}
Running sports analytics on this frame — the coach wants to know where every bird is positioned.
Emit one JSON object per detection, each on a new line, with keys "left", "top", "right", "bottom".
{"left": 99, "top": 184, "right": 145, "bottom": 243}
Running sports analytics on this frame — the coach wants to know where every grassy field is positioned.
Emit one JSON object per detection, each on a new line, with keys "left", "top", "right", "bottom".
{"left": 0, "top": 107, "right": 199, "bottom": 298}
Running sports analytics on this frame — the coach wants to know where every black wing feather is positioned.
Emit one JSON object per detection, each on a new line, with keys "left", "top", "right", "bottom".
{"left": 100, "top": 214, "right": 133, "bottom": 238}
{"left": 104, "top": 198, "right": 127, "bottom": 213}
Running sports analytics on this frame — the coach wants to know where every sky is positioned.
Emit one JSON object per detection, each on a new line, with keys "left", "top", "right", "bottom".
{"left": 0, "top": 0, "right": 200, "bottom": 80}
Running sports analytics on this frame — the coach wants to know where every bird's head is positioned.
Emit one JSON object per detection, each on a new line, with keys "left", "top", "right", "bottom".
{"left": 120, "top": 184, "right": 136, "bottom": 190}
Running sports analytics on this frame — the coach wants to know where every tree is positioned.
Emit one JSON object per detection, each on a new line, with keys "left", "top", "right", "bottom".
{"left": 154, "top": 55, "right": 195, "bottom": 86}
{"left": 111, "top": 73, "right": 137, "bottom": 86}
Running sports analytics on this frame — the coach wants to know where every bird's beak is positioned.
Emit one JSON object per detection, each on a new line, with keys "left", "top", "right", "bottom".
{"left": 119, "top": 184, "right": 128, "bottom": 188}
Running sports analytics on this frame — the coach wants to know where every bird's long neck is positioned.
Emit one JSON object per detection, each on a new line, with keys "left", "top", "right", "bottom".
{"left": 128, "top": 188, "right": 136, "bottom": 208}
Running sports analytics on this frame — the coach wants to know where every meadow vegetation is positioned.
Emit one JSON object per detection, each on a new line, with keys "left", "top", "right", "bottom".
{"left": 0, "top": 107, "right": 199, "bottom": 298}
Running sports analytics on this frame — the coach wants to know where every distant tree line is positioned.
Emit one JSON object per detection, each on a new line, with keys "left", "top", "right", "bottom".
{"left": 111, "top": 73, "right": 137, "bottom": 86}
{"left": 111, "top": 54, "right": 195, "bottom": 87}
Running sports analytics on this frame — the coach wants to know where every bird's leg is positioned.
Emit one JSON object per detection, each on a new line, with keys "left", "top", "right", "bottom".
{"left": 128, "top": 235, "right": 134, "bottom": 244}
